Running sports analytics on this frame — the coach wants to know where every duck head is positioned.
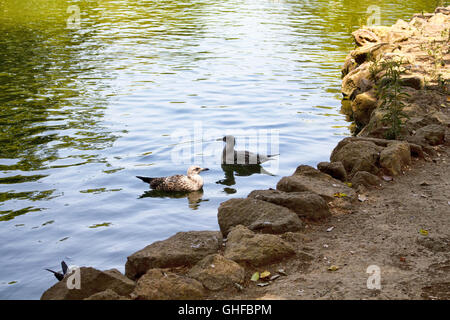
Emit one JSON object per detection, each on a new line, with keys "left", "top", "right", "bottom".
{"left": 187, "top": 165, "right": 209, "bottom": 176}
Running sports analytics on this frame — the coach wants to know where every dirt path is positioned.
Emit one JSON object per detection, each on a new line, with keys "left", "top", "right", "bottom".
{"left": 208, "top": 145, "right": 450, "bottom": 300}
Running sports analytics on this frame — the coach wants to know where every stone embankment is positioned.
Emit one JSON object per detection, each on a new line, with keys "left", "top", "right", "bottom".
{"left": 41, "top": 7, "right": 450, "bottom": 300}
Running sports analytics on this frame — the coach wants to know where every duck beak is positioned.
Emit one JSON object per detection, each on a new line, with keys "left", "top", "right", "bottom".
{"left": 216, "top": 138, "right": 223, "bottom": 141}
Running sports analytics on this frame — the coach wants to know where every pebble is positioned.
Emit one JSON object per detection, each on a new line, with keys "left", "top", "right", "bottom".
{"left": 277, "top": 269, "right": 287, "bottom": 276}
{"left": 270, "top": 275, "right": 280, "bottom": 281}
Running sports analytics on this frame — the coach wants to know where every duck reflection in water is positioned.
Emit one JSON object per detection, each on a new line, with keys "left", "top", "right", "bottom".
{"left": 139, "top": 189, "right": 207, "bottom": 210}
{"left": 216, "top": 163, "right": 275, "bottom": 189}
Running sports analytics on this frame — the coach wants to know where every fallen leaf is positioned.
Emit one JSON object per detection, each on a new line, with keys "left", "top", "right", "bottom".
{"left": 419, "top": 228, "right": 429, "bottom": 236}
{"left": 260, "top": 271, "right": 271, "bottom": 279}
{"left": 334, "top": 192, "right": 348, "bottom": 198}
{"left": 399, "top": 257, "right": 406, "bottom": 262}
{"left": 251, "top": 272, "right": 260, "bottom": 282}
{"left": 328, "top": 265, "right": 339, "bottom": 271}
{"left": 346, "top": 182, "right": 353, "bottom": 187}
{"left": 326, "top": 226, "right": 335, "bottom": 232}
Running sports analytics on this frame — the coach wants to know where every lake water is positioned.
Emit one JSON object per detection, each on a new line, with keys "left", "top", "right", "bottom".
{"left": 0, "top": 0, "right": 446, "bottom": 299}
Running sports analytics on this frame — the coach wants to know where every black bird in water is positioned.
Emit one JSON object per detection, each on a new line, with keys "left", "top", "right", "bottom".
{"left": 45, "top": 261, "right": 68, "bottom": 281}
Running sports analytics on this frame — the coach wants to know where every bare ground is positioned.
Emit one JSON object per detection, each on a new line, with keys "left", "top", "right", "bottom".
{"left": 206, "top": 145, "right": 450, "bottom": 300}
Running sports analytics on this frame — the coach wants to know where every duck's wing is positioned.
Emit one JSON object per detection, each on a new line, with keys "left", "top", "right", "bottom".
{"left": 137, "top": 176, "right": 166, "bottom": 189}
{"left": 156, "top": 175, "right": 191, "bottom": 191}
{"left": 233, "top": 151, "right": 260, "bottom": 165}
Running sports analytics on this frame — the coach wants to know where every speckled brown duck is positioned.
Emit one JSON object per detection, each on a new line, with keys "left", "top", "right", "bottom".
{"left": 136, "top": 166, "right": 209, "bottom": 192}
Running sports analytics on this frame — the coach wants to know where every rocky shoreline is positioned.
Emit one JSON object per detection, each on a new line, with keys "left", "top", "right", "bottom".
{"left": 41, "top": 7, "right": 450, "bottom": 300}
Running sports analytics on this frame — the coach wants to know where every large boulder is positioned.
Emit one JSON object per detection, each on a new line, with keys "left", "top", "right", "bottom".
{"left": 217, "top": 198, "right": 302, "bottom": 237}
{"left": 330, "top": 138, "right": 383, "bottom": 176}
{"left": 125, "top": 231, "right": 221, "bottom": 280}
{"left": 132, "top": 269, "right": 205, "bottom": 300}
{"left": 41, "top": 268, "right": 135, "bottom": 300}
{"left": 276, "top": 165, "right": 355, "bottom": 201}
{"left": 409, "top": 124, "right": 446, "bottom": 146}
{"left": 247, "top": 189, "right": 330, "bottom": 220}
{"left": 380, "top": 141, "right": 411, "bottom": 176}
{"left": 187, "top": 254, "right": 245, "bottom": 291}
{"left": 224, "top": 225, "right": 296, "bottom": 266}
{"left": 351, "top": 171, "right": 382, "bottom": 188}
{"left": 317, "top": 161, "right": 348, "bottom": 181}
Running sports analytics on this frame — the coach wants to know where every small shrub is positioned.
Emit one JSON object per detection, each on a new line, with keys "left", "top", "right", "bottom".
{"left": 374, "top": 58, "right": 410, "bottom": 139}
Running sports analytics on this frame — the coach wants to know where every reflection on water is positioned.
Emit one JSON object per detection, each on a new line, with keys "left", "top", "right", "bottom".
{"left": 140, "top": 189, "right": 207, "bottom": 210}
{"left": 0, "top": 0, "right": 447, "bottom": 299}
{"left": 216, "top": 163, "right": 275, "bottom": 188}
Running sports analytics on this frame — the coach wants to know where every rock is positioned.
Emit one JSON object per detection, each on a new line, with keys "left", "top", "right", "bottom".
{"left": 341, "top": 63, "right": 372, "bottom": 99}
{"left": 367, "top": 26, "right": 391, "bottom": 40}
{"left": 352, "top": 29, "right": 380, "bottom": 47}
{"left": 125, "top": 231, "right": 221, "bottom": 280}
{"left": 187, "top": 254, "right": 245, "bottom": 291}
{"left": 247, "top": 189, "right": 330, "bottom": 220}
{"left": 351, "top": 42, "right": 389, "bottom": 64}
{"left": 132, "top": 269, "right": 205, "bottom": 300}
{"left": 330, "top": 138, "right": 383, "bottom": 176}
{"left": 224, "top": 225, "right": 296, "bottom": 266}
{"left": 217, "top": 198, "right": 302, "bottom": 237}
{"left": 341, "top": 55, "right": 357, "bottom": 78}
{"left": 380, "top": 141, "right": 411, "bottom": 176}
{"left": 435, "top": 7, "right": 450, "bottom": 15}
{"left": 351, "top": 171, "right": 382, "bottom": 188}
{"left": 431, "top": 112, "right": 450, "bottom": 128}
{"left": 277, "top": 165, "right": 355, "bottom": 201}
{"left": 352, "top": 91, "right": 378, "bottom": 126}
{"left": 84, "top": 289, "right": 130, "bottom": 300}
{"left": 317, "top": 161, "right": 348, "bottom": 181}
{"left": 410, "top": 124, "right": 446, "bottom": 146}
{"left": 429, "top": 12, "right": 448, "bottom": 26}
{"left": 41, "top": 268, "right": 135, "bottom": 300}
{"left": 400, "top": 75, "right": 424, "bottom": 90}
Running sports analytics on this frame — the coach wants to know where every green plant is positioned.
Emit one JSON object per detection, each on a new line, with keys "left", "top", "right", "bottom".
{"left": 374, "top": 58, "right": 410, "bottom": 140}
